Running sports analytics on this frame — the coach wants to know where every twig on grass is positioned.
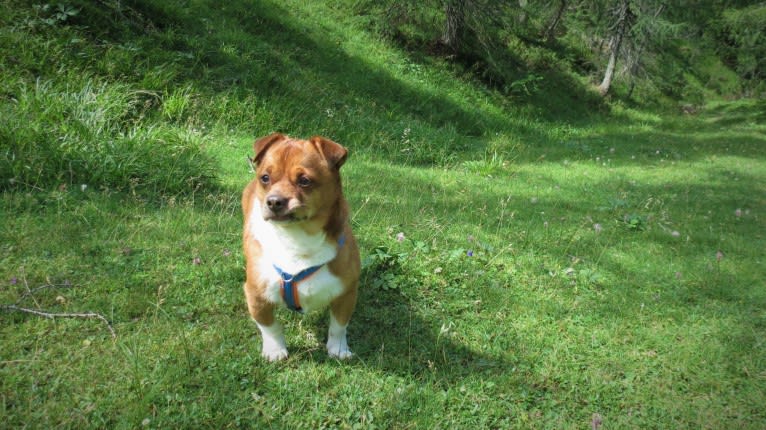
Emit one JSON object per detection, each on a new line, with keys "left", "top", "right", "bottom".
{"left": 3, "top": 272, "right": 116, "bottom": 338}
{"left": 17, "top": 281, "right": 74, "bottom": 305}
{"left": 1, "top": 304, "right": 117, "bottom": 338}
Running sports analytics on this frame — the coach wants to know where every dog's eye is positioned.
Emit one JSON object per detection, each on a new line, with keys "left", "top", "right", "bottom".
{"left": 297, "top": 175, "right": 312, "bottom": 188}
{"left": 259, "top": 174, "right": 270, "bottom": 185}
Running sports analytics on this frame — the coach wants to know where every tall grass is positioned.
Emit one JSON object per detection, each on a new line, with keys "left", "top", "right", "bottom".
{"left": 0, "top": 75, "right": 216, "bottom": 195}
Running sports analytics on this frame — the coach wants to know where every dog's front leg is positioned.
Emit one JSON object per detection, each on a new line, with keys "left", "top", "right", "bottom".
{"left": 255, "top": 319, "right": 288, "bottom": 361}
{"left": 244, "top": 282, "right": 288, "bottom": 361}
{"left": 327, "top": 289, "right": 357, "bottom": 359}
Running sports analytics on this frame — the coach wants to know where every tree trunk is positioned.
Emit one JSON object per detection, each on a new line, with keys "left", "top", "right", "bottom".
{"left": 442, "top": 0, "right": 465, "bottom": 53}
{"left": 598, "top": 0, "right": 630, "bottom": 97}
{"left": 518, "top": 0, "right": 528, "bottom": 26}
{"left": 598, "top": 34, "right": 621, "bottom": 96}
{"left": 543, "top": 0, "right": 567, "bottom": 43}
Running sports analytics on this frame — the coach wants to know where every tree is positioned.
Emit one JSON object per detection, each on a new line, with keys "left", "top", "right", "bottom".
{"left": 442, "top": 0, "right": 467, "bottom": 52}
{"left": 597, "top": 0, "right": 634, "bottom": 96}
{"left": 542, "top": 0, "right": 569, "bottom": 42}
{"left": 720, "top": 4, "right": 766, "bottom": 88}
{"left": 594, "top": 0, "right": 678, "bottom": 98}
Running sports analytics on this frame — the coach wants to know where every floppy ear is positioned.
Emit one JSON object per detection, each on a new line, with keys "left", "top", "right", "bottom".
{"left": 309, "top": 136, "right": 348, "bottom": 170}
{"left": 252, "top": 132, "right": 287, "bottom": 164}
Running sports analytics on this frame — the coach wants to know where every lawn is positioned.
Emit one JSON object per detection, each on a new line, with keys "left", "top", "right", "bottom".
{"left": 1, "top": 1, "right": 765, "bottom": 428}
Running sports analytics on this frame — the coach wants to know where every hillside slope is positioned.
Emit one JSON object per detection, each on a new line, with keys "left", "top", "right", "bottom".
{"left": 1, "top": 1, "right": 765, "bottom": 429}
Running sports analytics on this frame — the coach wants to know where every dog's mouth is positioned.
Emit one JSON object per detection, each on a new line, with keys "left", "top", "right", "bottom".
{"left": 264, "top": 212, "right": 300, "bottom": 223}
{"left": 262, "top": 207, "right": 309, "bottom": 223}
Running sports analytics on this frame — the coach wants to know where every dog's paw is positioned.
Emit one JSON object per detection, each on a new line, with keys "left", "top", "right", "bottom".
{"left": 256, "top": 321, "right": 288, "bottom": 362}
{"left": 262, "top": 345, "right": 289, "bottom": 362}
{"left": 326, "top": 342, "right": 353, "bottom": 360}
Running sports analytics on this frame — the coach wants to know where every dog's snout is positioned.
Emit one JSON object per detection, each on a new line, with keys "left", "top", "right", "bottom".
{"left": 266, "top": 195, "right": 288, "bottom": 213}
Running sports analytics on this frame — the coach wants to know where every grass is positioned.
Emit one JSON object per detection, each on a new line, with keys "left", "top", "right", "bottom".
{"left": 1, "top": 0, "right": 765, "bottom": 428}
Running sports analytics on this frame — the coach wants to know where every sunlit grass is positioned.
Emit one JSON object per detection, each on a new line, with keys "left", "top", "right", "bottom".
{"left": 1, "top": 0, "right": 764, "bottom": 428}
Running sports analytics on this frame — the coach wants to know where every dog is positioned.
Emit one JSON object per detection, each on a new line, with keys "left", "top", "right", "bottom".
{"left": 242, "top": 133, "right": 360, "bottom": 361}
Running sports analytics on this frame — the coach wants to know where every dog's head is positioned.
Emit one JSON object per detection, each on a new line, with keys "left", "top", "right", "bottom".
{"left": 251, "top": 133, "right": 348, "bottom": 224}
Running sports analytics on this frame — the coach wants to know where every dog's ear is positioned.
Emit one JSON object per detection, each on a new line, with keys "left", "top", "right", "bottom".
{"left": 310, "top": 136, "right": 348, "bottom": 170}
{"left": 252, "top": 133, "right": 287, "bottom": 164}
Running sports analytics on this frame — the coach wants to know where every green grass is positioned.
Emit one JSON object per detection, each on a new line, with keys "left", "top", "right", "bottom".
{"left": 1, "top": 1, "right": 765, "bottom": 428}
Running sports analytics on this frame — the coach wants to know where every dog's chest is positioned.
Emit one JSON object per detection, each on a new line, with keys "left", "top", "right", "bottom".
{"left": 260, "top": 264, "right": 343, "bottom": 313}
{"left": 249, "top": 204, "right": 344, "bottom": 313}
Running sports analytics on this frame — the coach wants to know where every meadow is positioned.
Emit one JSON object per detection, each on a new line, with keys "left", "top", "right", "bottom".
{"left": 1, "top": 1, "right": 764, "bottom": 428}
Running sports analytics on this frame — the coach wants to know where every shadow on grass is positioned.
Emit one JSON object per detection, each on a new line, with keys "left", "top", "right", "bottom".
{"left": 290, "top": 282, "right": 511, "bottom": 386}
{"left": 66, "top": 0, "right": 566, "bottom": 164}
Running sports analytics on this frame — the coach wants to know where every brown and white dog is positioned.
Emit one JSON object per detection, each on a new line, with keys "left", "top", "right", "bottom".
{"left": 242, "top": 133, "right": 360, "bottom": 361}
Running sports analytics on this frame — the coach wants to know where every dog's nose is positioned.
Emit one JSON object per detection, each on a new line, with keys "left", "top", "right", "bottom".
{"left": 266, "top": 195, "right": 288, "bottom": 212}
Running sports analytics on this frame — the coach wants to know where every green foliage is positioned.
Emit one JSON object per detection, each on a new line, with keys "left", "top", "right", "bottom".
{"left": 720, "top": 4, "right": 766, "bottom": 87}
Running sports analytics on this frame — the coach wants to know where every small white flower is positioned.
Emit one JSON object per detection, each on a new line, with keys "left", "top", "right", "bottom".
{"left": 80, "top": 184, "right": 88, "bottom": 192}
{"left": 735, "top": 208, "right": 742, "bottom": 218}
{"left": 671, "top": 230, "right": 680, "bottom": 238}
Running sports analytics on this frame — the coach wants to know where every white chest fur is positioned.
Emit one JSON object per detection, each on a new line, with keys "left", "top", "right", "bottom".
{"left": 248, "top": 202, "right": 343, "bottom": 313}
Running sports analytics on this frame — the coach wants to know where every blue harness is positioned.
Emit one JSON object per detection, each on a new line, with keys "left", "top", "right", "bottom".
{"left": 273, "top": 235, "right": 346, "bottom": 313}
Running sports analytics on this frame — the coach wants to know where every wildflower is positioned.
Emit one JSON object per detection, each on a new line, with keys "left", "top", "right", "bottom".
{"left": 675, "top": 271, "right": 682, "bottom": 279}
{"left": 671, "top": 230, "right": 680, "bottom": 238}
{"left": 80, "top": 184, "right": 88, "bottom": 192}
{"left": 193, "top": 256, "right": 202, "bottom": 265}
{"left": 544, "top": 221, "right": 549, "bottom": 229}
{"left": 10, "top": 277, "right": 17, "bottom": 285}
{"left": 593, "top": 223, "right": 603, "bottom": 234}
{"left": 467, "top": 250, "right": 474, "bottom": 257}
{"left": 716, "top": 250, "right": 724, "bottom": 262}
{"left": 223, "top": 249, "right": 232, "bottom": 257}
{"left": 735, "top": 208, "right": 742, "bottom": 218}
{"left": 434, "top": 267, "right": 443, "bottom": 274}
{"left": 530, "top": 197, "right": 538, "bottom": 204}
{"left": 396, "top": 232, "right": 405, "bottom": 242}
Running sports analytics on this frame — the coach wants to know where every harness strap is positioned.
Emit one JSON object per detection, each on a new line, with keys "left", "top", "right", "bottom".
{"left": 273, "top": 264, "right": 322, "bottom": 313}
{"left": 273, "top": 234, "right": 347, "bottom": 313}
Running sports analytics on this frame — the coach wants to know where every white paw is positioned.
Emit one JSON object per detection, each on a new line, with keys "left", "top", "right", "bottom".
{"left": 327, "top": 314, "right": 353, "bottom": 359}
{"left": 262, "top": 345, "right": 289, "bottom": 362}
{"left": 327, "top": 342, "right": 353, "bottom": 360}
{"left": 256, "top": 320, "right": 288, "bottom": 362}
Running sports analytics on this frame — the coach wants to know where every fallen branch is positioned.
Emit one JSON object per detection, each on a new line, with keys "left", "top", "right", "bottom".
{"left": 1, "top": 304, "right": 116, "bottom": 338}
